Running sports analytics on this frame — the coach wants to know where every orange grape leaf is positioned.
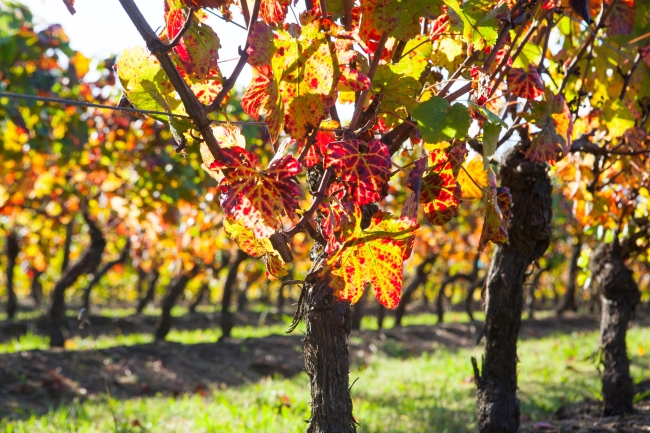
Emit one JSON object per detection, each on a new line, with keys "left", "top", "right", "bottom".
{"left": 457, "top": 156, "right": 489, "bottom": 199}
{"left": 325, "top": 207, "right": 420, "bottom": 309}
{"left": 419, "top": 145, "right": 467, "bottom": 225}
{"left": 523, "top": 91, "right": 573, "bottom": 163}
{"left": 478, "top": 169, "right": 511, "bottom": 251}
{"left": 200, "top": 125, "right": 246, "bottom": 182}
{"left": 507, "top": 65, "right": 544, "bottom": 100}
{"left": 223, "top": 217, "right": 288, "bottom": 280}
{"left": 211, "top": 147, "right": 301, "bottom": 237}
{"left": 324, "top": 139, "right": 392, "bottom": 206}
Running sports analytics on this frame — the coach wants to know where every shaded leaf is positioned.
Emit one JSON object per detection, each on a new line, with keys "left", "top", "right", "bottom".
{"left": 413, "top": 96, "right": 471, "bottom": 144}
{"left": 523, "top": 91, "right": 573, "bottom": 163}
{"left": 478, "top": 169, "right": 510, "bottom": 251}
{"left": 507, "top": 65, "right": 544, "bottom": 100}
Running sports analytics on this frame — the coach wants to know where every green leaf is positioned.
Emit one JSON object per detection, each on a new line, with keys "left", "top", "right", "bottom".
{"left": 116, "top": 45, "right": 192, "bottom": 133}
{"left": 443, "top": 0, "right": 508, "bottom": 50}
{"left": 511, "top": 43, "right": 542, "bottom": 69}
{"left": 413, "top": 97, "right": 471, "bottom": 144}
{"left": 482, "top": 122, "right": 500, "bottom": 168}
{"left": 468, "top": 101, "right": 507, "bottom": 127}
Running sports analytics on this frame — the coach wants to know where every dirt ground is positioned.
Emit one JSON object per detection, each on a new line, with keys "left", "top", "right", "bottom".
{"left": 0, "top": 309, "right": 649, "bottom": 431}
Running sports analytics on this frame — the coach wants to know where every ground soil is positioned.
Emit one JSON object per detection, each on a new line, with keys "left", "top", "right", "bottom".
{"left": 1, "top": 307, "right": 649, "bottom": 430}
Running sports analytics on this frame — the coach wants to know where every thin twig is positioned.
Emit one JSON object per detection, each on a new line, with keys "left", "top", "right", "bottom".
{"left": 118, "top": 0, "right": 222, "bottom": 158}
{"left": 206, "top": 0, "right": 262, "bottom": 113}
{"left": 348, "top": 31, "right": 389, "bottom": 133}
{"left": 285, "top": 168, "right": 333, "bottom": 238}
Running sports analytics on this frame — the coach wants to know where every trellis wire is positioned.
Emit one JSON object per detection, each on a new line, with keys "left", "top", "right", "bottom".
{"left": 0, "top": 91, "right": 267, "bottom": 127}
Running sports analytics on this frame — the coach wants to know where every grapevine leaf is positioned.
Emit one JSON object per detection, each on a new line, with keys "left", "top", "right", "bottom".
{"left": 483, "top": 122, "right": 501, "bottom": 167}
{"left": 401, "top": 157, "right": 428, "bottom": 221}
{"left": 478, "top": 169, "right": 510, "bottom": 251}
{"left": 444, "top": 0, "right": 509, "bottom": 50}
{"left": 324, "top": 139, "right": 392, "bottom": 206}
{"left": 359, "top": 0, "right": 444, "bottom": 42}
{"left": 506, "top": 65, "right": 544, "bottom": 100}
{"left": 62, "top": 0, "right": 75, "bottom": 14}
{"left": 200, "top": 125, "right": 246, "bottom": 182}
{"left": 372, "top": 65, "right": 421, "bottom": 127}
{"left": 325, "top": 207, "right": 420, "bottom": 309}
{"left": 223, "top": 217, "right": 288, "bottom": 280}
{"left": 412, "top": 97, "right": 471, "bottom": 144}
{"left": 419, "top": 145, "right": 466, "bottom": 225}
{"left": 211, "top": 147, "right": 301, "bottom": 237}
{"left": 605, "top": 0, "right": 635, "bottom": 36}
{"left": 115, "top": 46, "right": 192, "bottom": 133}
{"left": 183, "top": 0, "right": 231, "bottom": 8}
{"left": 259, "top": 0, "right": 291, "bottom": 24}
{"left": 522, "top": 91, "right": 573, "bottom": 163}
{"left": 457, "top": 156, "right": 488, "bottom": 199}
{"left": 243, "top": 18, "right": 339, "bottom": 141}
{"left": 165, "top": 7, "right": 220, "bottom": 78}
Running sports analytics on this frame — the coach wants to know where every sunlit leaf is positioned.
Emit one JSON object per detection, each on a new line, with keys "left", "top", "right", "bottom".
{"left": 324, "top": 139, "right": 391, "bottom": 206}
{"left": 419, "top": 145, "right": 466, "bottom": 225}
{"left": 325, "top": 206, "right": 420, "bottom": 309}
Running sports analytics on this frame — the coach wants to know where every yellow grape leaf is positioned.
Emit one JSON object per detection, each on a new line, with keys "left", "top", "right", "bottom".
{"left": 324, "top": 206, "right": 419, "bottom": 309}
{"left": 223, "top": 217, "right": 288, "bottom": 280}
{"left": 457, "top": 155, "right": 488, "bottom": 199}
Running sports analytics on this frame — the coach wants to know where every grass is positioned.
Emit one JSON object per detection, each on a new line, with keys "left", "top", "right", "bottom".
{"left": 1, "top": 318, "right": 649, "bottom": 432}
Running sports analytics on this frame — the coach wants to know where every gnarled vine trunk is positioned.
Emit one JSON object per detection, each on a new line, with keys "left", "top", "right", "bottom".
{"left": 49, "top": 213, "right": 106, "bottom": 347}
{"left": 5, "top": 231, "right": 19, "bottom": 320}
{"left": 30, "top": 268, "right": 44, "bottom": 307}
{"left": 301, "top": 276, "right": 355, "bottom": 433}
{"left": 155, "top": 265, "right": 199, "bottom": 341}
{"left": 394, "top": 253, "right": 436, "bottom": 327}
{"left": 220, "top": 250, "right": 246, "bottom": 338}
{"left": 590, "top": 242, "right": 640, "bottom": 416}
{"left": 475, "top": 144, "right": 552, "bottom": 433}
{"left": 558, "top": 235, "right": 582, "bottom": 315}
{"left": 61, "top": 219, "right": 74, "bottom": 273}
{"left": 82, "top": 238, "right": 130, "bottom": 312}
{"left": 136, "top": 267, "right": 160, "bottom": 314}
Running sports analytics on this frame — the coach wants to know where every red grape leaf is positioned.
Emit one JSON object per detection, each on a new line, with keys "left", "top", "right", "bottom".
{"left": 324, "top": 206, "right": 420, "bottom": 309}
{"left": 419, "top": 145, "right": 467, "bottom": 225}
{"left": 62, "top": 0, "right": 75, "bottom": 14}
{"left": 523, "top": 91, "right": 573, "bottom": 163}
{"left": 324, "top": 139, "right": 391, "bottom": 206}
{"left": 223, "top": 217, "right": 288, "bottom": 280}
{"left": 605, "top": 0, "right": 635, "bottom": 36}
{"left": 507, "top": 65, "right": 544, "bottom": 100}
{"left": 242, "top": 18, "right": 339, "bottom": 141}
{"left": 211, "top": 147, "right": 301, "bottom": 237}
{"left": 478, "top": 169, "right": 511, "bottom": 251}
{"left": 319, "top": 200, "right": 354, "bottom": 254}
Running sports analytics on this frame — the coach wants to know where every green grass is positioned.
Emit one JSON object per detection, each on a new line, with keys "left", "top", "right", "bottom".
{"left": 2, "top": 323, "right": 649, "bottom": 432}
